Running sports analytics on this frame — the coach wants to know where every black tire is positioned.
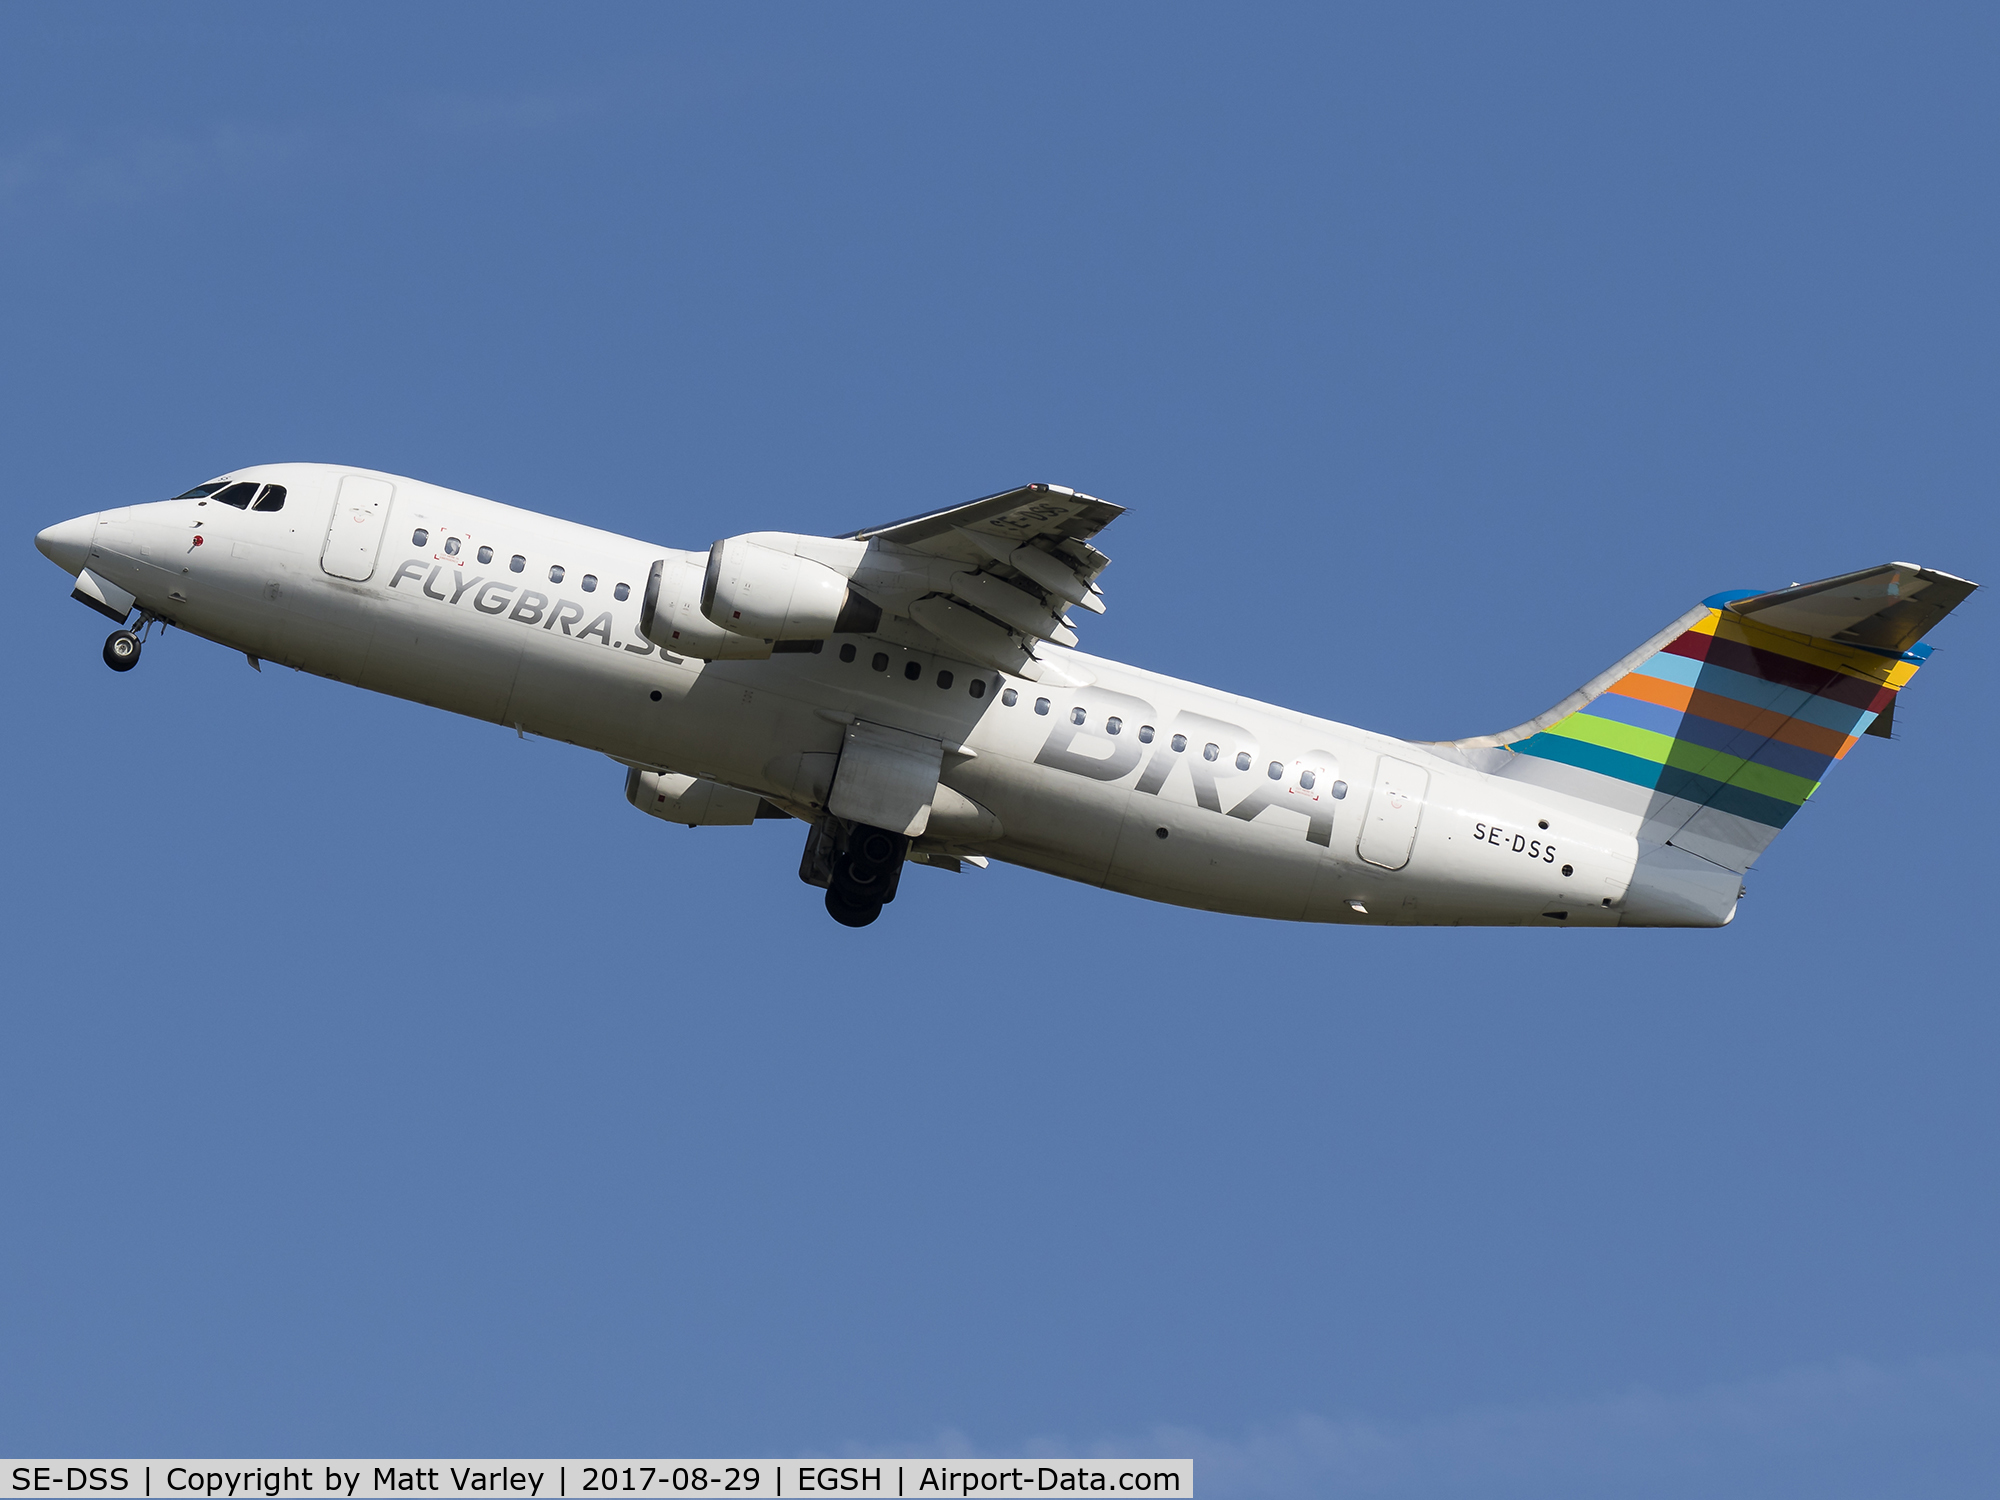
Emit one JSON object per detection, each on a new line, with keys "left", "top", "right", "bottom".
{"left": 825, "top": 889, "right": 882, "bottom": 927}
{"left": 851, "top": 828, "right": 901, "bottom": 867}
{"left": 831, "top": 825, "right": 907, "bottom": 906}
{"left": 103, "top": 630, "right": 141, "bottom": 672}
{"left": 833, "top": 856, "right": 891, "bottom": 901}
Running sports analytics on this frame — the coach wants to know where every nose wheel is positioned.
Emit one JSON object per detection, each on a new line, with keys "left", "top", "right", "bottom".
{"left": 103, "top": 629, "right": 141, "bottom": 672}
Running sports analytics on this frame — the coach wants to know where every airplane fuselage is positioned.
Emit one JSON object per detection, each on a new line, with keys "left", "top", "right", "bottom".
{"left": 40, "top": 463, "right": 1729, "bottom": 928}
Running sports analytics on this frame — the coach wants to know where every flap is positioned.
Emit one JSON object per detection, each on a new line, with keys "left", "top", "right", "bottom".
{"left": 842, "top": 483, "right": 1124, "bottom": 679}
{"left": 827, "top": 721, "right": 945, "bottom": 837}
{"left": 1727, "top": 563, "right": 1978, "bottom": 654}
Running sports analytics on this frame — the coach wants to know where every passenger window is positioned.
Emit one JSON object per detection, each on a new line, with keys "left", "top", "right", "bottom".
{"left": 1070, "top": 707, "right": 1086, "bottom": 725}
{"left": 549, "top": 565, "right": 565, "bottom": 583}
{"left": 444, "top": 537, "right": 461, "bottom": 556}
{"left": 614, "top": 582, "right": 630, "bottom": 601}
{"left": 1203, "top": 743, "right": 1219, "bottom": 762}
{"left": 1138, "top": 725, "right": 1154, "bottom": 744}
{"left": 970, "top": 679, "right": 986, "bottom": 699}
{"left": 173, "top": 482, "right": 227, "bottom": 499}
{"left": 213, "top": 482, "right": 258, "bottom": 509}
{"left": 839, "top": 643, "right": 857, "bottom": 663}
{"left": 1235, "top": 751, "right": 1251, "bottom": 771}
{"left": 478, "top": 546, "right": 494, "bottom": 564}
{"left": 936, "top": 670, "right": 954, "bottom": 689}
{"left": 412, "top": 528, "right": 429, "bottom": 546}
{"left": 1002, "top": 688, "right": 1018, "bottom": 706}
{"left": 1171, "top": 734, "right": 1187, "bottom": 752}
{"left": 1299, "top": 770, "right": 1316, "bottom": 790}
{"left": 1034, "top": 697, "right": 1050, "bottom": 715}
{"left": 1330, "top": 780, "right": 1348, "bottom": 799}
{"left": 510, "top": 555, "right": 525, "bottom": 573}
{"left": 1106, "top": 717, "right": 1122, "bottom": 735}
{"left": 252, "top": 485, "right": 287, "bottom": 512}
{"left": 904, "top": 661, "right": 921, "bottom": 680}
{"left": 872, "top": 652, "right": 889, "bottom": 672}
{"left": 582, "top": 575, "right": 597, "bottom": 592}
{"left": 1268, "top": 761, "right": 1283, "bottom": 779}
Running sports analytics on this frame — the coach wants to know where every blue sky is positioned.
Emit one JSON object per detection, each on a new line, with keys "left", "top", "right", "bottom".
{"left": 2, "top": 5, "right": 1995, "bottom": 1495}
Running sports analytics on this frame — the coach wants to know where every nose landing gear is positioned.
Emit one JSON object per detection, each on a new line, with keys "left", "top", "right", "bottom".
{"left": 103, "top": 629, "right": 141, "bottom": 671}
{"left": 102, "top": 611, "right": 161, "bottom": 672}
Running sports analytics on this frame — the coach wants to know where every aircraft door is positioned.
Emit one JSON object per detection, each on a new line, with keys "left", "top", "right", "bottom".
{"left": 320, "top": 474, "right": 396, "bottom": 582}
{"left": 1357, "top": 756, "right": 1428, "bottom": 871}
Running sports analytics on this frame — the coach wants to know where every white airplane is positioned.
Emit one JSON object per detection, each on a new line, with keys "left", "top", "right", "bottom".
{"left": 35, "top": 464, "right": 1976, "bottom": 928}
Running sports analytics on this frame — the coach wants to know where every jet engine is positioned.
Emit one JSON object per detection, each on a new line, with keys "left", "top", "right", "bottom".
{"left": 625, "top": 767, "right": 776, "bottom": 826}
{"left": 641, "top": 535, "right": 881, "bottom": 659}
{"left": 703, "top": 535, "right": 854, "bottom": 638}
{"left": 640, "top": 554, "right": 772, "bottom": 659}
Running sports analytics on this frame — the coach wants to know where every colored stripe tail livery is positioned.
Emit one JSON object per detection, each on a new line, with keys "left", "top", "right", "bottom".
{"left": 1442, "top": 563, "right": 1977, "bottom": 873}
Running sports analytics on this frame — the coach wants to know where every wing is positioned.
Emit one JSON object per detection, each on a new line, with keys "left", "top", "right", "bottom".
{"left": 847, "top": 481, "right": 1123, "bottom": 554}
{"left": 842, "top": 483, "right": 1125, "bottom": 682}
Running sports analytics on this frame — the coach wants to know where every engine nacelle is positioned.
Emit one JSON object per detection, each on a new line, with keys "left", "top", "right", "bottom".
{"left": 641, "top": 554, "right": 773, "bottom": 659}
{"left": 702, "top": 534, "right": 876, "bottom": 639}
{"left": 625, "top": 767, "right": 768, "bottom": 826}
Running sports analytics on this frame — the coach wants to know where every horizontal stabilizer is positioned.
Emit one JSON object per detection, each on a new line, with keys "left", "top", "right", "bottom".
{"left": 1724, "top": 563, "right": 1976, "bottom": 654}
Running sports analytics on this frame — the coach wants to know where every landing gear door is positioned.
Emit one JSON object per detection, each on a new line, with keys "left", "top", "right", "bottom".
{"left": 1358, "top": 755, "right": 1429, "bottom": 871}
{"left": 828, "top": 721, "right": 944, "bottom": 837}
{"left": 321, "top": 475, "right": 396, "bottom": 582}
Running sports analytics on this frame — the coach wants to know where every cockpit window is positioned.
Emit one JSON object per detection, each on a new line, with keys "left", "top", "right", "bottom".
{"left": 252, "top": 484, "right": 286, "bottom": 512}
{"left": 174, "top": 482, "right": 227, "bottom": 500}
{"left": 212, "top": 482, "right": 259, "bottom": 509}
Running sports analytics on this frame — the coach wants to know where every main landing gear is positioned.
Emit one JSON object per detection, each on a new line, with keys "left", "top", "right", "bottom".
{"left": 806, "top": 821, "right": 910, "bottom": 927}
{"left": 103, "top": 629, "right": 141, "bottom": 671}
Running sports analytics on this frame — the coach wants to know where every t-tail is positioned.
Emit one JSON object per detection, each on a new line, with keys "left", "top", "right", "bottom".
{"left": 1432, "top": 562, "right": 1978, "bottom": 925}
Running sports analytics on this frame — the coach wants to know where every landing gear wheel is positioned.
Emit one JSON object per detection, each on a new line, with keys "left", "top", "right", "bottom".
{"left": 825, "top": 889, "right": 883, "bottom": 927}
{"left": 103, "top": 630, "right": 141, "bottom": 671}
{"left": 830, "top": 827, "right": 904, "bottom": 902}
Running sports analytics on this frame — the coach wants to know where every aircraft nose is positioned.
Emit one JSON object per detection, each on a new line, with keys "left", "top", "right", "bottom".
{"left": 35, "top": 513, "right": 97, "bottom": 575}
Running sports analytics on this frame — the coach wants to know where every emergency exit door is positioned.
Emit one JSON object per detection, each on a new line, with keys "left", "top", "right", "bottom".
{"left": 320, "top": 474, "right": 396, "bottom": 582}
{"left": 1357, "top": 756, "right": 1429, "bottom": 871}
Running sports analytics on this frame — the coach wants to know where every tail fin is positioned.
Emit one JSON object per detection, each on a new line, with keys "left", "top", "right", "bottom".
{"left": 1436, "top": 563, "right": 1977, "bottom": 873}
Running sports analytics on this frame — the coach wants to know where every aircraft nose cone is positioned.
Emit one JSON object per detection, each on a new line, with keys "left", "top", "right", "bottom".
{"left": 35, "top": 513, "right": 97, "bottom": 574}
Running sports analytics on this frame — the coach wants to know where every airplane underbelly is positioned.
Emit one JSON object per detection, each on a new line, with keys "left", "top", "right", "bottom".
{"left": 950, "top": 756, "right": 1125, "bottom": 887}
{"left": 625, "top": 661, "right": 832, "bottom": 785}
{"left": 360, "top": 591, "right": 522, "bottom": 722}
{"left": 1102, "top": 791, "right": 1319, "bottom": 920}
